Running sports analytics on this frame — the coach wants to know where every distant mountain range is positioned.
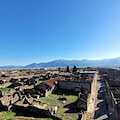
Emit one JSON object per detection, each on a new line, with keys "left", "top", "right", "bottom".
{"left": 1, "top": 57, "right": 120, "bottom": 69}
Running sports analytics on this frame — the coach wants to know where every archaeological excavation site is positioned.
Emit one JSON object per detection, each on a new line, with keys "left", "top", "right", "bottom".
{"left": 0, "top": 67, "right": 120, "bottom": 120}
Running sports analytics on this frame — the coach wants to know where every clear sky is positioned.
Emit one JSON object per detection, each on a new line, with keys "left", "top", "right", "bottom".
{"left": 0, "top": 0, "right": 120, "bottom": 66}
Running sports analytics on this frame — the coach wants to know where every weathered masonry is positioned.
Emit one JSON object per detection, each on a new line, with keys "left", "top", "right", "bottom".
{"left": 57, "top": 81, "right": 91, "bottom": 92}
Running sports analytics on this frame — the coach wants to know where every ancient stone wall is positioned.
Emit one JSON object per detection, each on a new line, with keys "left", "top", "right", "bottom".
{"left": 104, "top": 77, "right": 118, "bottom": 120}
{"left": 58, "top": 81, "right": 91, "bottom": 91}
{"left": 45, "top": 88, "right": 53, "bottom": 97}
{"left": 45, "top": 86, "right": 58, "bottom": 97}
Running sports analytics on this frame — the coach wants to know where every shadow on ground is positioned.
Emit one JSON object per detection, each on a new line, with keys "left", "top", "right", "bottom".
{"left": 10, "top": 105, "right": 62, "bottom": 120}
{"left": 63, "top": 102, "right": 78, "bottom": 113}
{"left": 53, "top": 89, "right": 77, "bottom": 96}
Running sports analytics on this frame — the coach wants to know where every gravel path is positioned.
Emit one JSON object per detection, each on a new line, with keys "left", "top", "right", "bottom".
{"left": 94, "top": 75, "right": 110, "bottom": 120}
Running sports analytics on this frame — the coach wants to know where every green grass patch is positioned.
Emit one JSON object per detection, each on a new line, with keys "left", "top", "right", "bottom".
{"left": 0, "top": 111, "right": 53, "bottom": 120}
{"left": 39, "top": 94, "right": 78, "bottom": 120}
{"left": 19, "top": 72, "right": 26, "bottom": 75}
{"left": 4, "top": 72, "right": 10, "bottom": 75}
{"left": 0, "top": 110, "right": 16, "bottom": 120}
{"left": 38, "top": 102, "right": 45, "bottom": 106}
{"left": 45, "top": 118, "right": 53, "bottom": 120}
{"left": 0, "top": 87, "right": 13, "bottom": 91}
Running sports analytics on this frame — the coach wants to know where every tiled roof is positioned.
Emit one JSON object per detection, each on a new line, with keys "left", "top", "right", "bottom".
{"left": 86, "top": 78, "right": 93, "bottom": 81}
{"left": 44, "top": 77, "right": 65, "bottom": 87}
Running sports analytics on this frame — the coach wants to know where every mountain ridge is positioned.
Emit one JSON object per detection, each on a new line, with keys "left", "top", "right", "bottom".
{"left": 1, "top": 57, "right": 120, "bottom": 69}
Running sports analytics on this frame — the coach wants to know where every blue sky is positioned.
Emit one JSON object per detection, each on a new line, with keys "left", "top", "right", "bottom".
{"left": 0, "top": 0, "right": 120, "bottom": 65}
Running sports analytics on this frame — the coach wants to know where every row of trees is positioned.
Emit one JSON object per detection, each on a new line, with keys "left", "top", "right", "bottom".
{"left": 58, "top": 65, "right": 77, "bottom": 73}
{"left": 66, "top": 65, "right": 77, "bottom": 73}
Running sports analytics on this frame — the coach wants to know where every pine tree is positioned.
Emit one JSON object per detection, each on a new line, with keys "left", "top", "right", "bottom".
{"left": 58, "top": 67, "right": 61, "bottom": 71}
{"left": 66, "top": 66, "right": 70, "bottom": 72}
{"left": 73, "top": 65, "right": 77, "bottom": 73}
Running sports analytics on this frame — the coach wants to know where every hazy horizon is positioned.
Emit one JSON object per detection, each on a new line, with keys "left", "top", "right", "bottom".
{"left": 1, "top": 56, "right": 120, "bottom": 66}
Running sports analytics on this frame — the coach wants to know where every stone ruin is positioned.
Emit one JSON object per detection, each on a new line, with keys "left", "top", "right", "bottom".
{"left": 0, "top": 74, "right": 64, "bottom": 119}
{"left": 0, "top": 70, "right": 96, "bottom": 119}
{"left": 100, "top": 68, "right": 120, "bottom": 120}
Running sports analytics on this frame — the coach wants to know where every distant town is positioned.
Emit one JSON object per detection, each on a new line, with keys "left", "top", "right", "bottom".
{"left": 0, "top": 66, "right": 119, "bottom": 120}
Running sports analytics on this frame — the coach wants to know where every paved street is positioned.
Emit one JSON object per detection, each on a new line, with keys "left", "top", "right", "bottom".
{"left": 94, "top": 74, "right": 110, "bottom": 120}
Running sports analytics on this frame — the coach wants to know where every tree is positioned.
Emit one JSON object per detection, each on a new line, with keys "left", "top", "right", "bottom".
{"left": 66, "top": 66, "right": 70, "bottom": 72}
{"left": 72, "top": 65, "right": 77, "bottom": 73}
{"left": 58, "top": 67, "right": 61, "bottom": 71}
